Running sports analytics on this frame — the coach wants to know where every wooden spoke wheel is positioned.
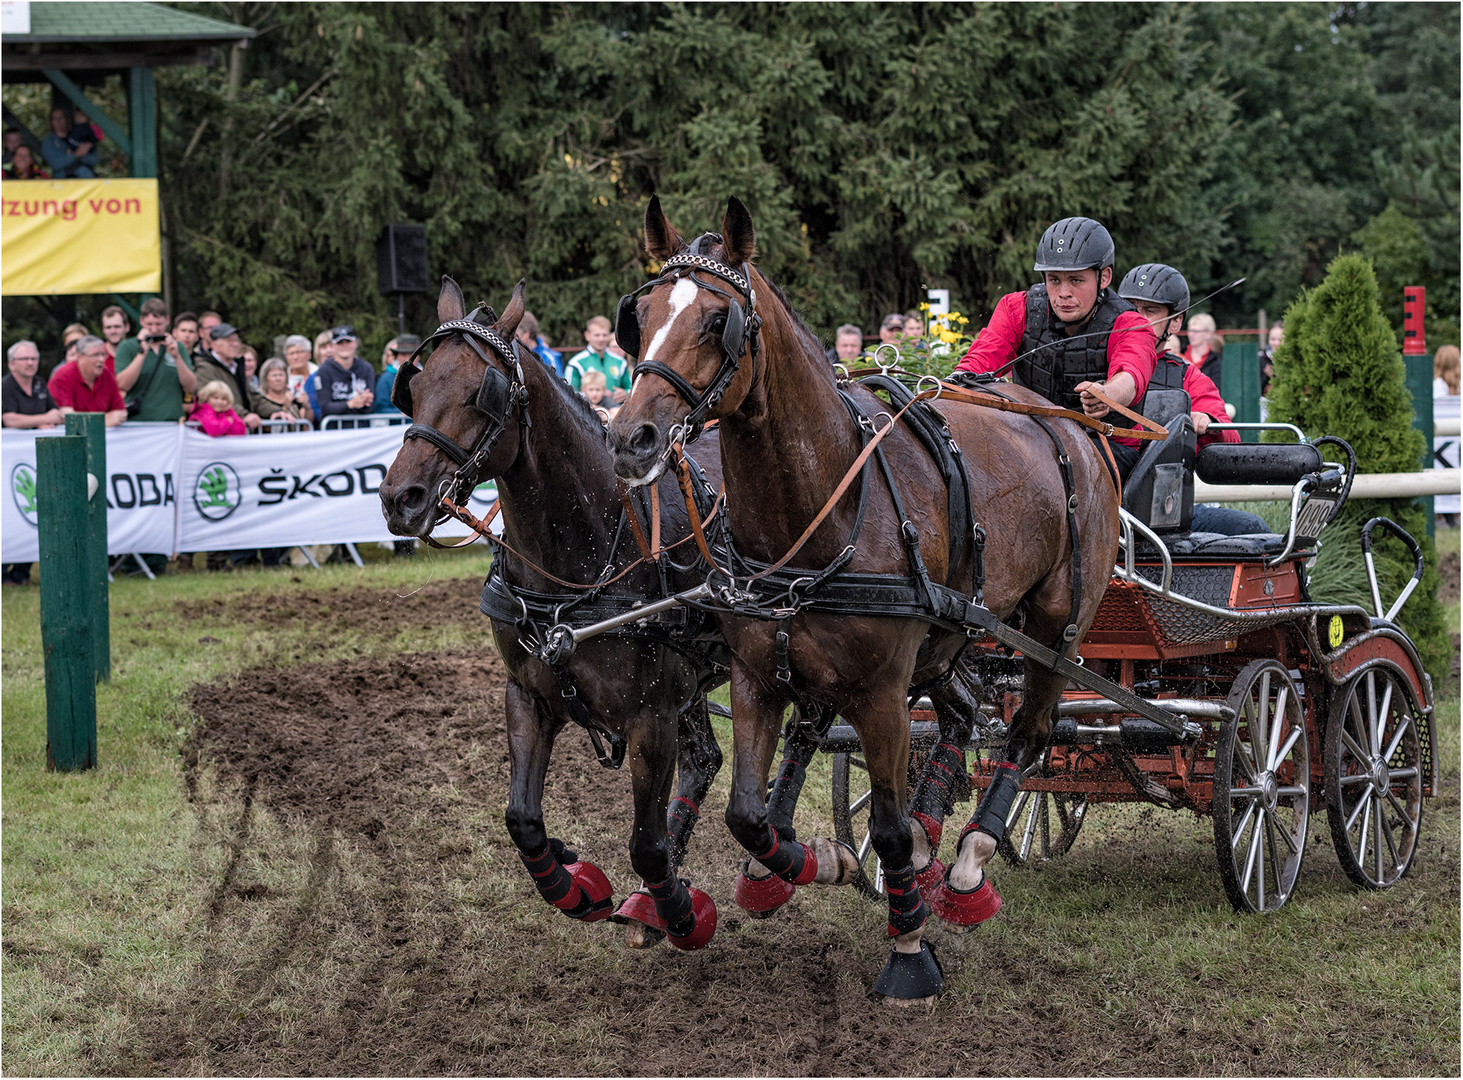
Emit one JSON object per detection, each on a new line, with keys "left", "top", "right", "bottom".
{"left": 998, "top": 751, "right": 1089, "bottom": 867}
{"left": 830, "top": 748, "right": 927, "bottom": 900}
{"left": 1212, "top": 659, "right": 1311, "bottom": 913}
{"left": 1324, "top": 666, "right": 1423, "bottom": 890}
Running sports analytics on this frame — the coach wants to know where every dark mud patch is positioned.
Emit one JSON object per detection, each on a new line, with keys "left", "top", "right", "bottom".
{"left": 1439, "top": 548, "right": 1459, "bottom": 605}
{"left": 113, "top": 652, "right": 1457, "bottom": 1077}
{"left": 176, "top": 576, "right": 487, "bottom": 637}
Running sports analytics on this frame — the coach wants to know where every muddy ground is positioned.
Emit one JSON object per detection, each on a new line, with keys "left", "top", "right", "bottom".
{"left": 118, "top": 579, "right": 1459, "bottom": 1076}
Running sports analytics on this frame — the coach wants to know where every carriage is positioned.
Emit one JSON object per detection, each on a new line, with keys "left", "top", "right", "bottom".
{"left": 825, "top": 405, "right": 1437, "bottom": 914}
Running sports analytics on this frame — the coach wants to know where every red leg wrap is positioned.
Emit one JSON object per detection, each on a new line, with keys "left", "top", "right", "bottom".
{"left": 558, "top": 860, "right": 615, "bottom": 922}
{"left": 734, "top": 863, "right": 796, "bottom": 916}
{"left": 790, "top": 842, "right": 818, "bottom": 887}
{"left": 912, "top": 811, "right": 944, "bottom": 853}
{"left": 613, "top": 890, "right": 665, "bottom": 930}
{"left": 915, "top": 856, "right": 946, "bottom": 896}
{"left": 665, "top": 887, "right": 717, "bottom": 951}
{"left": 929, "top": 870, "right": 1002, "bottom": 929}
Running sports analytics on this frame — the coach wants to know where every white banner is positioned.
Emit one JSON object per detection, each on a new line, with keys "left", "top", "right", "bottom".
{"left": 1435, "top": 396, "right": 1459, "bottom": 514}
{"left": 2, "top": 424, "right": 499, "bottom": 563}
{"left": 3, "top": 424, "right": 182, "bottom": 561}
{"left": 178, "top": 426, "right": 498, "bottom": 549}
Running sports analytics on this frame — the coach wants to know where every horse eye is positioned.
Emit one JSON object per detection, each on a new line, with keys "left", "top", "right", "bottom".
{"left": 708, "top": 315, "right": 727, "bottom": 335}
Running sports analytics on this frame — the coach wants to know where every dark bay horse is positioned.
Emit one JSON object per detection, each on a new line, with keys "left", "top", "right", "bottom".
{"left": 609, "top": 197, "right": 1121, "bottom": 1001}
{"left": 380, "top": 277, "right": 727, "bottom": 950}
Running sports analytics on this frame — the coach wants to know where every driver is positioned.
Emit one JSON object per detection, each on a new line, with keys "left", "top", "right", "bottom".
{"left": 951, "top": 216, "right": 1157, "bottom": 479}
{"left": 1113, "top": 263, "right": 1269, "bottom": 536}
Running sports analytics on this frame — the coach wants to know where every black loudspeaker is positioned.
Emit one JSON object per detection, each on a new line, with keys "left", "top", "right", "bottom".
{"left": 376, "top": 224, "right": 430, "bottom": 294}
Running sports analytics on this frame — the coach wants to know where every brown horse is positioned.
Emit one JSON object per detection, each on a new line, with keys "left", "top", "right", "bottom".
{"left": 380, "top": 277, "right": 728, "bottom": 950}
{"left": 609, "top": 197, "right": 1121, "bottom": 1001}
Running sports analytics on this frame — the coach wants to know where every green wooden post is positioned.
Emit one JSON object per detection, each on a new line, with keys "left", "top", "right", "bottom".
{"left": 37, "top": 436, "right": 97, "bottom": 772}
{"left": 1221, "top": 342, "right": 1261, "bottom": 442}
{"left": 127, "top": 67, "right": 158, "bottom": 179}
{"left": 1404, "top": 354, "right": 1436, "bottom": 539}
{"left": 65, "top": 414, "right": 110, "bottom": 681}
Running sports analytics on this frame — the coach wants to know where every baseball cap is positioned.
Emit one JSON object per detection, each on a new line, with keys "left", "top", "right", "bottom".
{"left": 392, "top": 334, "right": 422, "bottom": 352}
{"left": 209, "top": 322, "right": 239, "bottom": 340}
{"left": 880, "top": 313, "right": 905, "bottom": 332}
{"left": 331, "top": 325, "right": 357, "bottom": 344}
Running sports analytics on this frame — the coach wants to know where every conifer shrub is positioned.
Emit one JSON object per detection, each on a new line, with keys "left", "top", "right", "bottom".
{"left": 1265, "top": 253, "right": 1448, "bottom": 676}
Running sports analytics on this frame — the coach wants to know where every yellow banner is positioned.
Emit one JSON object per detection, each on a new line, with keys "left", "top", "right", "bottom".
{"left": 1, "top": 179, "right": 161, "bottom": 295}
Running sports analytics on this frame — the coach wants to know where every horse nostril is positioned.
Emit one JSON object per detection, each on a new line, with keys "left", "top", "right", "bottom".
{"left": 397, "top": 484, "right": 426, "bottom": 512}
{"left": 628, "top": 423, "right": 659, "bottom": 456}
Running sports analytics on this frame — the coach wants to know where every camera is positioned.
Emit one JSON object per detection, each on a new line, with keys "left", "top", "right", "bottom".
{"left": 145, "top": 334, "right": 168, "bottom": 343}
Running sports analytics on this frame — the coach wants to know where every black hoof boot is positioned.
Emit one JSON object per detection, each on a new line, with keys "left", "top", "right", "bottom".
{"left": 872, "top": 940, "right": 943, "bottom": 1005}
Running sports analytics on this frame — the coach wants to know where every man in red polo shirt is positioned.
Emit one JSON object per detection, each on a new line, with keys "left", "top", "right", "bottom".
{"left": 952, "top": 216, "right": 1157, "bottom": 478}
{"left": 49, "top": 335, "right": 126, "bottom": 426}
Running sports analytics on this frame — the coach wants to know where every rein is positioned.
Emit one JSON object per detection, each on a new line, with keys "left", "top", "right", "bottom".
{"left": 669, "top": 375, "right": 1167, "bottom": 585}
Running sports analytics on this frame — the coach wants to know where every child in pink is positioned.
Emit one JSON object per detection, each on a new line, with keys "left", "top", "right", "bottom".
{"left": 189, "top": 381, "right": 248, "bottom": 436}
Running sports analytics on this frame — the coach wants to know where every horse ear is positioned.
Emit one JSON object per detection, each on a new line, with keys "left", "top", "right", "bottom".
{"left": 438, "top": 275, "right": 466, "bottom": 324}
{"left": 495, "top": 279, "right": 528, "bottom": 340}
{"left": 644, "top": 194, "right": 685, "bottom": 260}
{"left": 721, "top": 196, "right": 756, "bottom": 266}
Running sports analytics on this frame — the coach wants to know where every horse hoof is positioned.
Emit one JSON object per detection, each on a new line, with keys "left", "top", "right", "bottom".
{"left": 613, "top": 891, "right": 666, "bottom": 947}
{"left": 734, "top": 864, "right": 795, "bottom": 916}
{"left": 560, "top": 860, "right": 616, "bottom": 922}
{"left": 811, "top": 837, "right": 862, "bottom": 886}
{"left": 914, "top": 856, "right": 946, "bottom": 896}
{"left": 624, "top": 920, "right": 666, "bottom": 949}
{"left": 666, "top": 887, "right": 717, "bottom": 951}
{"left": 873, "top": 941, "right": 943, "bottom": 1004}
{"left": 929, "top": 873, "right": 1001, "bottom": 934}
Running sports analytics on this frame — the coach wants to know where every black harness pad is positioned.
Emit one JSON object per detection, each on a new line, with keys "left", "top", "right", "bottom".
{"left": 391, "top": 360, "right": 418, "bottom": 416}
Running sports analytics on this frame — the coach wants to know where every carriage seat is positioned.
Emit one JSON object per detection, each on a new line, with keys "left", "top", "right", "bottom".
{"left": 1194, "top": 442, "right": 1323, "bottom": 486}
{"left": 1156, "top": 531, "right": 1290, "bottom": 557}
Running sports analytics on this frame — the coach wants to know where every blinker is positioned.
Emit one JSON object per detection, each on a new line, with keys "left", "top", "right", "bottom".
{"left": 616, "top": 293, "right": 641, "bottom": 360}
{"left": 392, "top": 360, "right": 418, "bottom": 416}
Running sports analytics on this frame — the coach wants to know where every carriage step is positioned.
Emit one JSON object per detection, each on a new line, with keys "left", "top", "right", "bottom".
{"left": 1048, "top": 717, "right": 1190, "bottom": 750}
{"left": 821, "top": 722, "right": 941, "bottom": 755}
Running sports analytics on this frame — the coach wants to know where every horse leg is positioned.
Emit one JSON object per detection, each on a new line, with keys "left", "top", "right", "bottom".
{"left": 504, "top": 681, "right": 615, "bottom": 923}
{"left": 726, "top": 678, "right": 859, "bottom": 918}
{"left": 909, "top": 662, "right": 982, "bottom": 892}
{"left": 733, "top": 703, "right": 829, "bottom": 916}
{"left": 617, "top": 708, "right": 717, "bottom": 951}
{"left": 932, "top": 598, "right": 1072, "bottom": 932}
{"left": 665, "top": 694, "right": 723, "bottom": 869}
{"left": 841, "top": 691, "right": 944, "bottom": 1005}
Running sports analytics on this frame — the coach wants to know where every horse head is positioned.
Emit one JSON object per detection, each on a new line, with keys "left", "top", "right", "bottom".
{"left": 379, "top": 275, "right": 529, "bottom": 538}
{"left": 609, "top": 195, "right": 762, "bottom": 485}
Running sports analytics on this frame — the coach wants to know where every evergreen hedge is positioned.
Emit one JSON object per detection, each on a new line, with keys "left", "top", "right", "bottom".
{"left": 1265, "top": 252, "right": 1447, "bottom": 677}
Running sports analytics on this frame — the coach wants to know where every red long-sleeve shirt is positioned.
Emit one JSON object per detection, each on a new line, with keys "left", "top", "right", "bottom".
{"left": 1180, "top": 362, "right": 1239, "bottom": 449}
{"left": 954, "top": 290, "right": 1158, "bottom": 448}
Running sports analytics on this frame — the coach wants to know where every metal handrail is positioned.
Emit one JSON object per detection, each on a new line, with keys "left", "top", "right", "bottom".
{"left": 1206, "top": 422, "right": 1307, "bottom": 442}
{"left": 320, "top": 414, "right": 409, "bottom": 430}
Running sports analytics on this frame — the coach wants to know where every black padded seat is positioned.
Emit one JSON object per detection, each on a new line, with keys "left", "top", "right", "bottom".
{"left": 1196, "top": 442, "right": 1322, "bottom": 486}
{"left": 1135, "top": 531, "right": 1292, "bottom": 559}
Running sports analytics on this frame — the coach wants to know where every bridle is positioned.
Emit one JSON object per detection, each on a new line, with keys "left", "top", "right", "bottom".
{"left": 392, "top": 305, "right": 532, "bottom": 519}
{"left": 616, "top": 233, "right": 761, "bottom": 444}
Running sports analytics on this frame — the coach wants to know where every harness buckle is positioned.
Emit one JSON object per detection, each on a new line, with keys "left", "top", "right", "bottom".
{"left": 1067, "top": 494, "right": 1079, "bottom": 514}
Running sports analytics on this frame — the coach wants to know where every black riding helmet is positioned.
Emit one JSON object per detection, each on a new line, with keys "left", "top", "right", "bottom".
{"left": 1033, "top": 217, "right": 1116, "bottom": 273}
{"left": 1117, "top": 263, "right": 1190, "bottom": 314}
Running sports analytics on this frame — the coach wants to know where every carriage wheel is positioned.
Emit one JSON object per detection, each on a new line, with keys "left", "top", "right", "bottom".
{"left": 998, "top": 752, "right": 1089, "bottom": 867}
{"left": 1324, "top": 667, "right": 1423, "bottom": 890}
{"left": 830, "top": 749, "right": 927, "bottom": 901}
{"left": 1212, "top": 659, "right": 1310, "bottom": 913}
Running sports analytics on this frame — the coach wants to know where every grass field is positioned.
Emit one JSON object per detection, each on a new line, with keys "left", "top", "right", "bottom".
{"left": 2, "top": 539, "right": 1458, "bottom": 1076}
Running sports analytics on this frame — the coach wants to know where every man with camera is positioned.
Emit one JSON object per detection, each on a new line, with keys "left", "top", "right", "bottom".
{"left": 114, "top": 298, "right": 197, "bottom": 422}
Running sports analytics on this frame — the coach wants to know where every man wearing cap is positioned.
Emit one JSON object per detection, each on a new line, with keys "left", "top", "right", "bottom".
{"left": 878, "top": 313, "right": 905, "bottom": 347}
{"left": 951, "top": 216, "right": 1157, "bottom": 479}
{"left": 311, "top": 325, "right": 376, "bottom": 427}
{"left": 193, "top": 323, "right": 263, "bottom": 431}
{"left": 374, "top": 334, "right": 420, "bottom": 415}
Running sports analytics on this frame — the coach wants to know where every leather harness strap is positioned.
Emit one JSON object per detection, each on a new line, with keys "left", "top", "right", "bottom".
{"left": 618, "top": 479, "right": 655, "bottom": 562}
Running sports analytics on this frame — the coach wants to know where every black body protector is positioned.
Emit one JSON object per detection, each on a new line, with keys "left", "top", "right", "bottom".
{"left": 1014, "top": 284, "right": 1136, "bottom": 413}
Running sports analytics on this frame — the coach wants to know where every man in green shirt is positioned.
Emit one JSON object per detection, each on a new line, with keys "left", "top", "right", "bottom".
{"left": 566, "top": 315, "right": 631, "bottom": 404}
{"left": 114, "top": 297, "right": 197, "bottom": 421}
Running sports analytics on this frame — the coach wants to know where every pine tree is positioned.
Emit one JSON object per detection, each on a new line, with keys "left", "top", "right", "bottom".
{"left": 1266, "top": 253, "right": 1447, "bottom": 675}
